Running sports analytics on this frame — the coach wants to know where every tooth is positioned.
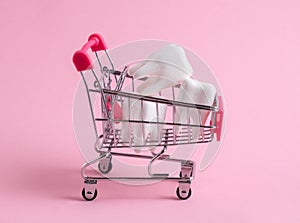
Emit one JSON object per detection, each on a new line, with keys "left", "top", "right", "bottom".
{"left": 175, "top": 78, "right": 216, "bottom": 139}
{"left": 120, "top": 94, "right": 167, "bottom": 151}
{"left": 120, "top": 98, "right": 131, "bottom": 144}
{"left": 147, "top": 101, "right": 167, "bottom": 150}
{"left": 129, "top": 44, "right": 193, "bottom": 96}
{"left": 133, "top": 99, "right": 167, "bottom": 150}
{"left": 122, "top": 44, "right": 193, "bottom": 151}
{"left": 120, "top": 93, "right": 140, "bottom": 145}
{"left": 122, "top": 44, "right": 197, "bottom": 151}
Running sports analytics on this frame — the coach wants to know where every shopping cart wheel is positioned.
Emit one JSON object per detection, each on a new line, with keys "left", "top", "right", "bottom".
{"left": 176, "top": 181, "right": 192, "bottom": 200}
{"left": 82, "top": 188, "right": 98, "bottom": 201}
{"left": 176, "top": 187, "right": 192, "bottom": 200}
{"left": 98, "top": 161, "right": 112, "bottom": 174}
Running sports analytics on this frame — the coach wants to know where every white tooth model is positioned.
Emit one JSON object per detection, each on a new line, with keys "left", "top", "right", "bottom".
{"left": 129, "top": 44, "right": 193, "bottom": 96}
{"left": 175, "top": 77, "right": 216, "bottom": 139}
{"left": 121, "top": 43, "right": 216, "bottom": 150}
{"left": 121, "top": 44, "right": 193, "bottom": 150}
{"left": 121, "top": 94, "right": 167, "bottom": 152}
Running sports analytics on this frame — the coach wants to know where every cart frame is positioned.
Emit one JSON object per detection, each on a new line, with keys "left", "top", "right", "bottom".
{"left": 72, "top": 34, "right": 224, "bottom": 200}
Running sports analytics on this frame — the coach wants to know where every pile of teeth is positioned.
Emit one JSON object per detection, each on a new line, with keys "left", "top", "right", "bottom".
{"left": 120, "top": 44, "right": 216, "bottom": 151}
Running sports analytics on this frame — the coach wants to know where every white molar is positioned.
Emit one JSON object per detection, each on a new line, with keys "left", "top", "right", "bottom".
{"left": 121, "top": 94, "right": 167, "bottom": 152}
{"left": 175, "top": 78, "right": 216, "bottom": 139}
{"left": 129, "top": 44, "right": 193, "bottom": 96}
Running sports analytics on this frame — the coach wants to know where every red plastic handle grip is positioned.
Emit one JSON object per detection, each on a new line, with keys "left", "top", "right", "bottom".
{"left": 88, "top": 34, "right": 107, "bottom": 52}
{"left": 73, "top": 33, "right": 107, "bottom": 72}
{"left": 215, "top": 96, "right": 224, "bottom": 142}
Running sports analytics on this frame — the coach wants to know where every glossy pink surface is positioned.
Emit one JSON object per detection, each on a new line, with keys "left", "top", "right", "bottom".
{"left": 0, "top": 0, "right": 299, "bottom": 222}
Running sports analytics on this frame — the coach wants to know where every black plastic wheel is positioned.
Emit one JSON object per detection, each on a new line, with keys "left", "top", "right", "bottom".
{"left": 98, "top": 161, "right": 112, "bottom": 174}
{"left": 82, "top": 188, "right": 98, "bottom": 201}
{"left": 176, "top": 187, "right": 192, "bottom": 200}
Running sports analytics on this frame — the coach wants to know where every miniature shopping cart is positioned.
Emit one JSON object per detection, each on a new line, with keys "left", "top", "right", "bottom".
{"left": 72, "top": 34, "right": 224, "bottom": 201}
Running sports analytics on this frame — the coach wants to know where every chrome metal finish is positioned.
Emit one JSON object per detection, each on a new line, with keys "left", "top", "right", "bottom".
{"left": 95, "top": 52, "right": 103, "bottom": 74}
{"left": 77, "top": 49, "right": 221, "bottom": 200}
{"left": 148, "top": 146, "right": 169, "bottom": 177}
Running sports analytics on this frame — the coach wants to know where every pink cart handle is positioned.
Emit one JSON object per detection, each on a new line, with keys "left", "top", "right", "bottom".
{"left": 215, "top": 96, "right": 224, "bottom": 141}
{"left": 73, "top": 33, "right": 108, "bottom": 72}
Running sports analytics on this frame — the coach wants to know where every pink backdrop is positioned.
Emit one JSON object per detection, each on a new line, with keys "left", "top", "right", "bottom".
{"left": 0, "top": 0, "right": 299, "bottom": 222}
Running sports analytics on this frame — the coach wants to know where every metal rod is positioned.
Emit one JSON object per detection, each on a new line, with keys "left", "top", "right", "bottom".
{"left": 88, "top": 89, "right": 218, "bottom": 111}
{"left": 95, "top": 118, "right": 216, "bottom": 129}
{"left": 148, "top": 146, "right": 169, "bottom": 177}
{"left": 156, "top": 99, "right": 159, "bottom": 144}
{"left": 172, "top": 86, "right": 176, "bottom": 143}
{"left": 141, "top": 99, "right": 145, "bottom": 144}
{"left": 95, "top": 52, "right": 103, "bottom": 73}
{"left": 91, "top": 69, "right": 110, "bottom": 119}
{"left": 105, "top": 50, "right": 114, "bottom": 70}
{"left": 84, "top": 176, "right": 193, "bottom": 181}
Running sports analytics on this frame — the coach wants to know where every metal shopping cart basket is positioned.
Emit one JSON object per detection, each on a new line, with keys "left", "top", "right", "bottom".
{"left": 72, "top": 34, "right": 224, "bottom": 201}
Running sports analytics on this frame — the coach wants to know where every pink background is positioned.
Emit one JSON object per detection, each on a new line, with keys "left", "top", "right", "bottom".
{"left": 0, "top": 0, "right": 299, "bottom": 222}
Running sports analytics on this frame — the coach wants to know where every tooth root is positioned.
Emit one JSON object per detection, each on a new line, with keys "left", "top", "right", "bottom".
{"left": 120, "top": 97, "right": 130, "bottom": 143}
{"left": 121, "top": 96, "right": 141, "bottom": 144}
{"left": 174, "top": 106, "right": 187, "bottom": 136}
{"left": 148, "top": 103, "right": 167, "bottom": 142}
{"left": 175, "top": 78, "right": 216, "bottom": 139}
{"left": 121, "top": 95, "right": 167, "bottom": 150}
